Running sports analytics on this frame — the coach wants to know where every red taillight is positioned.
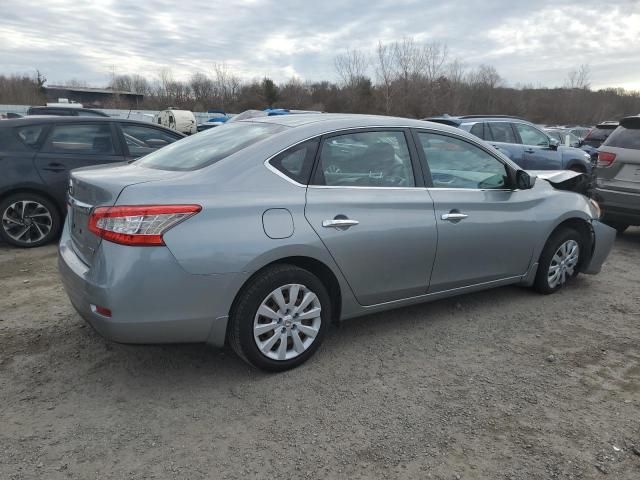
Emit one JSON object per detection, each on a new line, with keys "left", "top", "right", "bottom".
{"left": 597, "top": 151, "right": 616, "bottom": 167}
{"left": 93, "top": 305, "right": 112, "bottom": 317}
{"left": 88, "top": 204, "right": 201, "bottom": 246}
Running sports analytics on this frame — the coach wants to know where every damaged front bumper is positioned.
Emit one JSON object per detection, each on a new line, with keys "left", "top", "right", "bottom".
{"left": 582, "top": 220, "right": 617, "bottom": 274}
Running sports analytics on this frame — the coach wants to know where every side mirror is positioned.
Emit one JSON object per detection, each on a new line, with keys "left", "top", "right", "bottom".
{"left": 516, "top": 170, "right": 537, "bottom": 190}
{"left": 549, "top": 137, "right": 560, "bottom": 150}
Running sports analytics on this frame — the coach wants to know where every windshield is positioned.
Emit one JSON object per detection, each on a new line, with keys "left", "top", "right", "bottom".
{"left": 134, "top": 122, "right": 287, "bottom": 171}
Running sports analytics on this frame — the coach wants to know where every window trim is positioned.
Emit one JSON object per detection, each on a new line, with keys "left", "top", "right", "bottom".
{"left": 41, "top": 121, "right": 121, "bottom": 156}
{"left": 267, "top": 138, "right": 320, "bottom": 185}
{"left": 411, "top": 128, "right": 516, "bottom": 191}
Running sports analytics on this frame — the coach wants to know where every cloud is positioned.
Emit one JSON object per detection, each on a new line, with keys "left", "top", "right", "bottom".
{"left": 0, "top": 0, "right": 639, "bottom": 90}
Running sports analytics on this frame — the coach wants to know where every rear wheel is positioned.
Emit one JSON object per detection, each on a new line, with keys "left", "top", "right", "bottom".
{"left": 0, "top": 193, "right": 61, "bottom": 247}
{"left": 228, "top": 264, "right": 331, "bottom": 371}
{"left": 534, "top": 228, "right": 583, "bottom": 294}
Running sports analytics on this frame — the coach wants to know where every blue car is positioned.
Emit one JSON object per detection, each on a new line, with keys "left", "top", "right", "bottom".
{"left": 425, "top": 115, "right": 594, "bottom": 173}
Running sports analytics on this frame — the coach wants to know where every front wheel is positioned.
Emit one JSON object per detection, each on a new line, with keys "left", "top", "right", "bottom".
{"left": 228, "top": 264, "right": 331, "bottom": 371}
{"left": 534, "top": 228, "right": 583, "bottom": 294}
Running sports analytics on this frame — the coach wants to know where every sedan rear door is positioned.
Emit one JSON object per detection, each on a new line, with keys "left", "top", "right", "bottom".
{"left": 304, "top": 129, "right": 438, "bottom": 306}
{"left": 34, "top": 122, "right": 124, "bottom": 206}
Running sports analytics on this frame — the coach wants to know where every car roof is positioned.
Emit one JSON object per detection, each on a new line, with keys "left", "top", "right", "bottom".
{"left": 242, "top": 112, "right": 455, "bottom": 130}
{"left": 0, "top": 116, "right": 185, "bottom": 135}
{"left": 423, "top": 115, "right": 530, "bottom": 126}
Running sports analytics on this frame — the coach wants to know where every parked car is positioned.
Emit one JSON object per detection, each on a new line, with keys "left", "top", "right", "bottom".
{"left": 58, "top": 114, "right": 615, "bottom": 371}
{"left": 544, "top": 128, "right": 581, "bottom": 148}
{"left": 593, "top": 115, "right": 640, "bottom": 233}
{"left": 425, "top": 115, "right": 593, "bottom": 173}
{"left": 0, "top": 117, "right": 184, "bottom": 247}
{"left": 27, "top": 106, "right": 109, "bottom": 117}
{"left": 580, "top": 121, "right": 619, "bottom": 159}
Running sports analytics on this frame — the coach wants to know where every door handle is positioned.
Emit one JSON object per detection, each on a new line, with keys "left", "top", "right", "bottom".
{"left": 524, "top": 148, "right": 535, "bottom": 153}
{"left": 441, "top": 213, "right": 468, "bottom": 221}
{"left": 43, "top": 162, "right": 66, "bottom": 172}
{"left": 322, "top": 219, "right": 359, "bottom": 229}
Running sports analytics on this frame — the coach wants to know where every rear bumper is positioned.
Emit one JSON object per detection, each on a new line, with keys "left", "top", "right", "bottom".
{"left": 58, "top": 220, "right": 245, "bottom": 347}
{"left": 582, "top": 220, "right": 616, "bottom": 275}
{"left": 594, "top": 187, "right": 640, "bottom": 225}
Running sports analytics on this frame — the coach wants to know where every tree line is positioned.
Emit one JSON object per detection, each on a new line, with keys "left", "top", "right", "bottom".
{"left": 2, "top": 39, "right": 639, "bottom": 125}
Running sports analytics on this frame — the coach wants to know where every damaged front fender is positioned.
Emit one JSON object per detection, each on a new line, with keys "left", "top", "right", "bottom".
{"left": 526, "top": 170, "right": 591, "bottom": 195}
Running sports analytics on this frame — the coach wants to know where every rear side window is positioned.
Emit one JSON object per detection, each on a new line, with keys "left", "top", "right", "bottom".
{"left": 469, "top": 123, "right": 485, "bottom": 139}
{"left": 603, "top": 126, "right": 640, "bottom": 150}
{"left": 269, "top": 139, "right": 319, "bottom": 184}
{"left": 0, "top": 128, "right": 29, "bottom": 151}
{"left": 314, "top": 131, "right": 415, "bottom": 187}
{"left": 42, "top": 123, "right": 115, "bottom": 154}
{"left": 135, "top": 122, "right": 287, "bottom": 171}
{"left": 487, "top": 122, "right": 517, "bottom": 143}
{"left": 16, "top": 125, "right": 45, "bottom": 148}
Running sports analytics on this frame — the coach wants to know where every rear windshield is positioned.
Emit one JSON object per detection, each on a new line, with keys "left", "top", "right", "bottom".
{"left": 602, "top": 126, "right": 640, "bottom": 150}
{"left": 586, "top": 126, "right": 616, "bottom": 141}
{"left": 134, "top": 122, "right": 287, "bottom": 171}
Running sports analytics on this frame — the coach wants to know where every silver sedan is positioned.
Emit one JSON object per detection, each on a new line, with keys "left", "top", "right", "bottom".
{"left": 59, "top": 114, "right": 616, "bottom": 371}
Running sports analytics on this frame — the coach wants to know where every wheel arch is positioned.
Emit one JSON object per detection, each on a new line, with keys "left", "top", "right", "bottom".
{"left": 229, "top": 255, "right": 343, "bottom": 330}
{"left": 545, "top": 217, "right": 594, "bottom": 270}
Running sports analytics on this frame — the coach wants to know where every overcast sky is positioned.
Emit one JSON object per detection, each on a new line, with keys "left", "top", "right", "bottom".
{"left": 1, "top": 0, "right": 639, "bottom": 90}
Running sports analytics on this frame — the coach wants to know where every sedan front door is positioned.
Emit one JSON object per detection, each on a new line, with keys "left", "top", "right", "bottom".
{"left": 414, "top": 130, "right": 538, "bottom": 292}
{"left": 304, "top": 129, "right": 438, "bottom": 306}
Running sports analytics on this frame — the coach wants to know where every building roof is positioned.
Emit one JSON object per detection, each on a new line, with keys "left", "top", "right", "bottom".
{"left": 44, "top": 85, "right": 141, "bottom": 96}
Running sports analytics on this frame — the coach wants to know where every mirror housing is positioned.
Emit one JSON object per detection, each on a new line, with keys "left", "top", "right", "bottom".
{"left": 549, "top": 137, "right": 560, "bottom": 150}
{"left": 516, "top": 170, "right": 537, "bottom": 190}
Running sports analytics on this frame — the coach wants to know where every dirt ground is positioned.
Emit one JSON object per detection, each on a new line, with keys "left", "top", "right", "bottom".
{"left": 1, "top": 230, "right": 639, "bottom": 480}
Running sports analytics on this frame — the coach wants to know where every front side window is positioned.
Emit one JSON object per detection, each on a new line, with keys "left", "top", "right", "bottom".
{"left": 42, "top": 124, "right": 115, "bottom": 154}
{"left": 416, "top": 132, "right": 508, "bottom": 189}
{"left": 469, "top": 123, "right": 486, "bottom": 139}
{"left": 487, "top": 122, "right": 517, "bottom": 143}
{"left": 269, "top": 139, "right": 319, "bottom": 184}
{"left": 314, "top": 131, "right": 415, "bottom": 187}
{"left": 121, "top": 124, "right": 181, "bottom": 157}
{"left": 514, "top": 123, "right": 549, "bottom": 147}
{"left": 135, "top": 121, "right": 287, "bottom": 171}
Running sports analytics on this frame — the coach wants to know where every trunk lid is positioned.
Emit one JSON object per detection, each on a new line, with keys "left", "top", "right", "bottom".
{"left": 68, "top": 163, "right": 184, "bottom": 265}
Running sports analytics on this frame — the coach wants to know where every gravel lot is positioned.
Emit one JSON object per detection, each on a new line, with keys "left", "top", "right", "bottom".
{"left": 1, "top": 230, "right": 639, "bottom": 479}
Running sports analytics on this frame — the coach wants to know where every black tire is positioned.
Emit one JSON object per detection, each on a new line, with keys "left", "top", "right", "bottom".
{"left": 568, "top": 165, "right": 586, "bottom": 173}
{"left": 0, "top": 193, "right": 61, "bottom": 248}
{"left": 228, "top": 264, "right": 331, "bottom": 372}
{"left": 534, "top": 227, "right": 583, "bottom": 294}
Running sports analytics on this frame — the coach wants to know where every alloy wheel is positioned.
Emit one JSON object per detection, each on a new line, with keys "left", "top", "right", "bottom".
{"left": 253, "top": 283, "right": 322, "bottom": 361}
{"left": 1, "top": 200, "right": 53, "bottom": 245}
{"left": 548, "top": 239, "right": 580, "bottom": 288}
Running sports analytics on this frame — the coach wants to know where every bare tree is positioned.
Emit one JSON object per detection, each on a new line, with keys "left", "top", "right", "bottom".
{"left": 375, "top": 41, "right": 395, "bottom": 114}
{"left": 565, "top": 64, "right": 591, "bottom": 90}
{"left": 334, "top": 49, "right": 369, "bottom": 88}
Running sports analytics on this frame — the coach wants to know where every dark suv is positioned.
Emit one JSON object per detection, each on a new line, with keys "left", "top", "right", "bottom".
{"left": 0, "top": 117, "right": 184, "bottom": 247}
{"left": 27, "top": 106, "right": 110, "bottom": 117}
{"left": 594, "top": 116, "right": 640, "bottom": 233}
{"left": 425, "top": 115, "right": 593, "bottom": 173}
